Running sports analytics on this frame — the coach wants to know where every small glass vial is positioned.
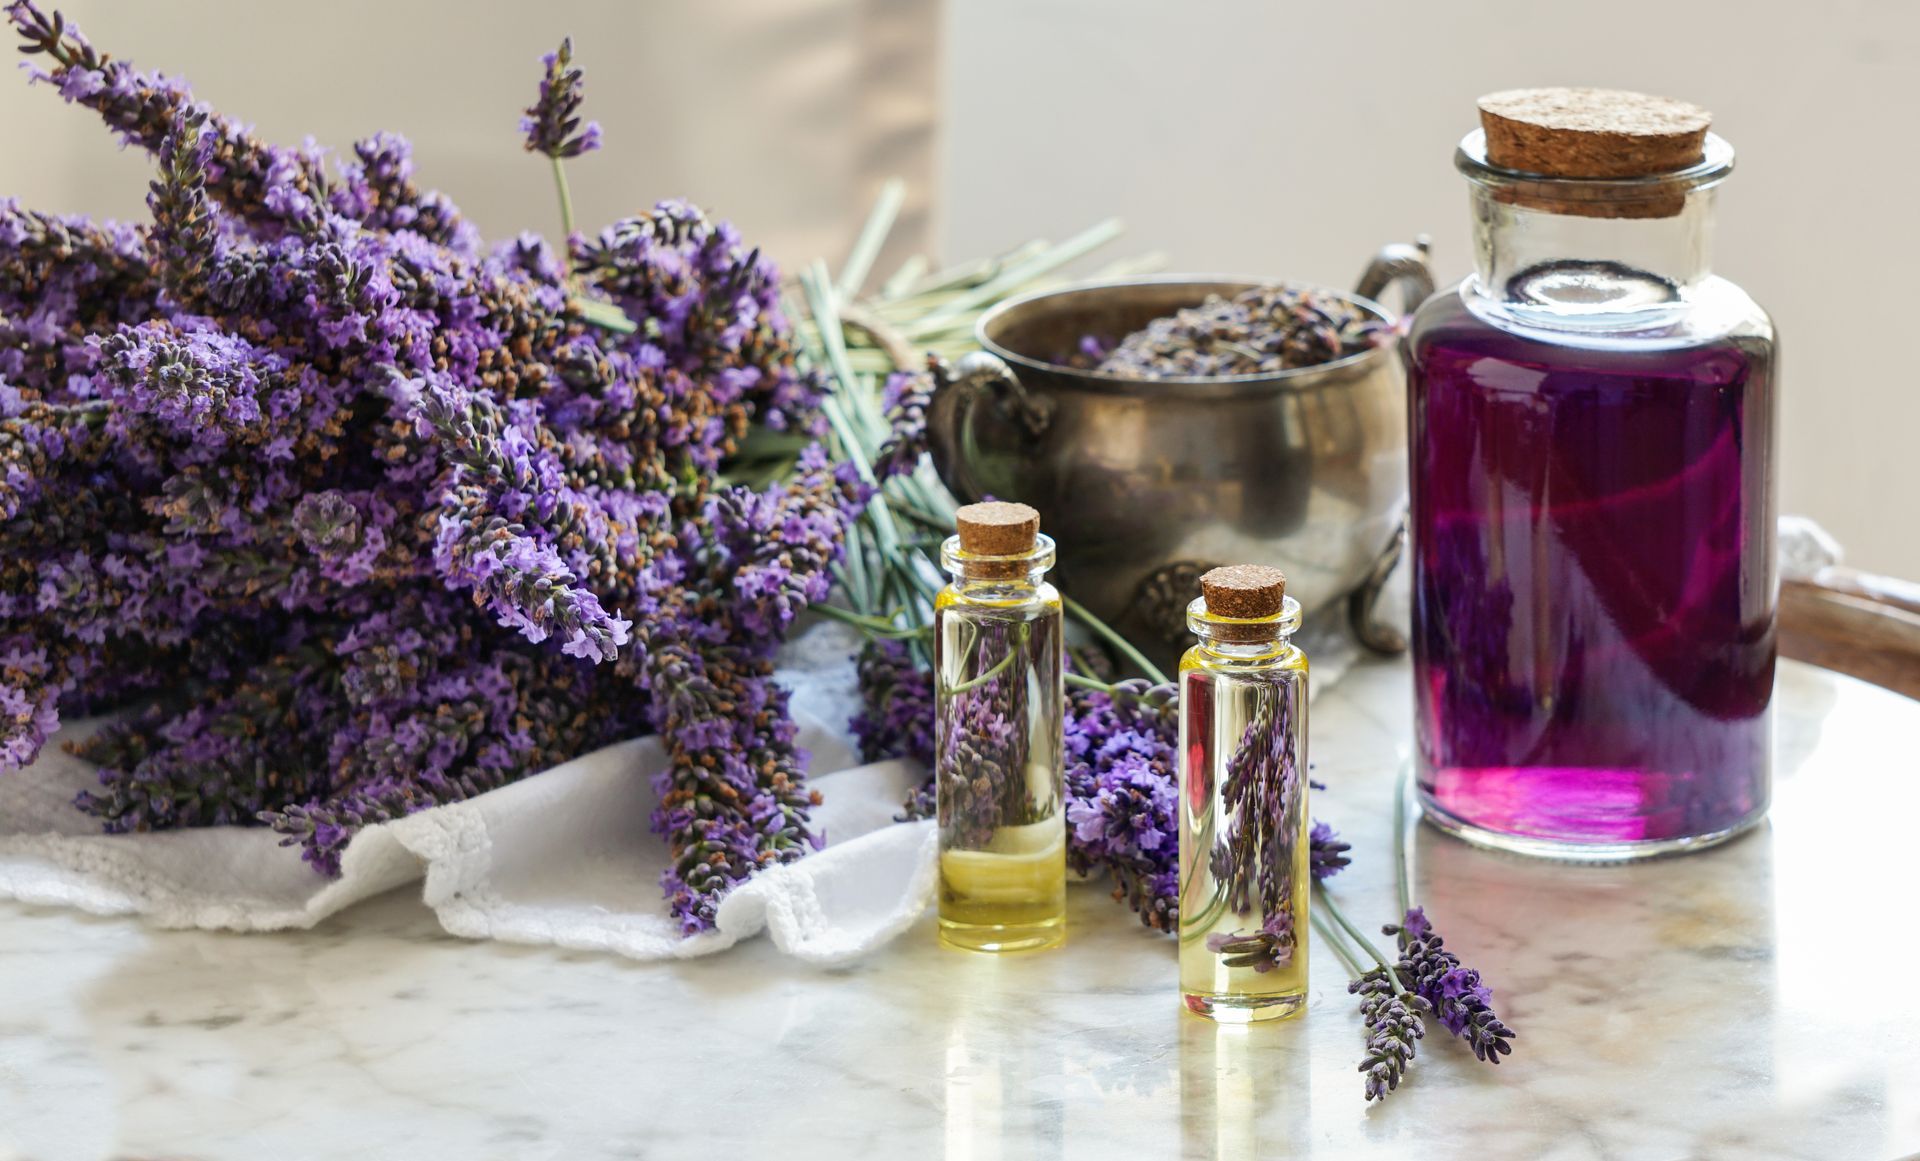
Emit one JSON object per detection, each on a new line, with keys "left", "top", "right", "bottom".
{"left": 1178, "top": 565, "right": 1308, "bottom": 1021}
{"left": 934, "top": 501, "right": 1066, "bottom": 952}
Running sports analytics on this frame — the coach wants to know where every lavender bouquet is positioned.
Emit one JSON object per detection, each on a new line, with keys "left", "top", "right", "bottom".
{"left": 0, "top": 2, "right": 864, "bottom": 933}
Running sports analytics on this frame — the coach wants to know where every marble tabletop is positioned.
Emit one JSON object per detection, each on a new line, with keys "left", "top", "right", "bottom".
{"left": 2, "top": 656, "right": 1916, "bottom": 1161}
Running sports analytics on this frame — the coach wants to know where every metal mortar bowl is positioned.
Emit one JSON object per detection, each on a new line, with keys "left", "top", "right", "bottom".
{"left": 925, "top": 242, "right": 1433, "bottom": 667}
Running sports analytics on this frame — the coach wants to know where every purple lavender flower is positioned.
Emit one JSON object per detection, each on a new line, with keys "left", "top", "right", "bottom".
{"left": 872, "top": 361, "right": 937, "bottom": 481}
{"left": 1204, "top": 909, "right": 1295, "bottom": 973}
{"left": 521, "top": 37, "right": 601, "bottom": 160}
{"left": 638, "top": 453, "right": 863, "bottom": 931}
{"left": 145, "top": 108, "right": 219, "bottom": 307}
{"left": 1310, "top": 820, "right": 1351, "bottom": 880}
{"left": 1386, "top": 907, "right": 1516, "bottom": 1063}
{"left": 1350, "top": 964, "right": 1429, "bottom": 1102}
{"left": 851, "top": 639, "right": 934, "bottom": 766}
{"left": 1, "top": 4, "right": 854, "bottom": 929}
{"left": 1063, "top": 678, "right": 1179, "bottom": 931}
{"left": 9, "top": 2, "right": 474, "bottom": 249}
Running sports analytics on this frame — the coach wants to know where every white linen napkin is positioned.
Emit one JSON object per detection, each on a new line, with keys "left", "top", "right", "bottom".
{"left": 0, "top": 620, "right": 940, "bottom": 965}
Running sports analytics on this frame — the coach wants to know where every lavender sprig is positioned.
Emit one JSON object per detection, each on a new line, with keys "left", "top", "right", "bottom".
{"left": 1389, "top": 775, "right": 1518, "bottom": 1062}
{"left": 1310, "top": 820, "right": 1351, "bottom": 880}
{"left": 1314, "top": 885, "right": 1431, "bottom": 1103}
{"left": 1386, "top": 908, "right": 1516, "bottom": 1063}
{"left": 10, "top": 1, "right": 473, "bottom": 248}
{"left": 146, "top": 109, "right": 217, "bottom": 308}
{"left": 1350, "top": 965, "right": 1430, "bottom": 1101}
{"left": 521, "top": 37, "right": 602, "bottom": 160}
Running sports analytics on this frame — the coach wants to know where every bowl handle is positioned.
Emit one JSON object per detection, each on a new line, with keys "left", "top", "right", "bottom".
{"left": 925, "top": 351, "right": 1054, "bottom": 504}
{"left": 1353, "top": 237, "right": 1435, "bottom": 318}
{"left": 1348, "top": 516, "right": 1408, "bottom": 655}
{"left": 1347, "top": 238, "right": 1430, "bottom": 656}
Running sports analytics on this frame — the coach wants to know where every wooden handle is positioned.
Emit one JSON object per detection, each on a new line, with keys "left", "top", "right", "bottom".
{"left": 1780, "top": 567, "right": 1920, "bottom": 700}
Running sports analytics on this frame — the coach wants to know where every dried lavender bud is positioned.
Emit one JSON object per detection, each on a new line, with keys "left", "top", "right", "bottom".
{"left": 1310, "top": 820, "right": 1351, "bottom": 880}
{"left": 521, "top": 37, "right": 602, "bottom": 160}
{"left": 1074, "top": 284, "right": 1386, "bottom": 379}
{"left": 292, "top": 491, "right": 363, "bottom": 556}
{"left": 1387, "top": 906, "right": 1517, "bottom": 1063}
{"left": 1349, "top": 964, "right": 1429, "bottom": 1102}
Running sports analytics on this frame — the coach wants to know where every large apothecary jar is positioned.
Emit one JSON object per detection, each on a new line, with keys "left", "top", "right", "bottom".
{"left": 1404, "top": 88, "right": 1777, "bottom": 858}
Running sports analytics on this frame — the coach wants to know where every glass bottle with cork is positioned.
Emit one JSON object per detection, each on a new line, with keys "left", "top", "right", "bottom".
{"left": 1406, "top": 88, "right": 1777, "bottom": 858}
{"left": 1178, "top": 565, "right": 1309, "bottom": 1022}
{"left": 934, "top": 501, "right": 1066, "bottom": 952}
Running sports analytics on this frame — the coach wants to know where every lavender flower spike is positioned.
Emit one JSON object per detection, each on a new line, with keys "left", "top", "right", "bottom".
{"left": 1349, "top": 964, "right": 1429, "bottom": 1102}
{"left": 521, "top": 37, "right": 601, "bottom": 159}
{"left": 146, "top": 107, "right": 218, "bottom": 307}
{"left": 1310, "top": 820, "right": 1351, "bottom": 880}
{"left": 1387, "top": 906, "right": 1517, "bottom": 1064}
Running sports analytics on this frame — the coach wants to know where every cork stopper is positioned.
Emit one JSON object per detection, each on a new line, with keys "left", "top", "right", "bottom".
{"left": 956, "top": 501, "right": 1039, "bottom": 556}
{"left": 952, "top": 501, "right": 1041, "bottom": 579}
{"left": 1198, "top": 565, "right": 1287, "bottom": 642}
{"left": 1476, "top": 88, "right": 1712, "bottom": 218}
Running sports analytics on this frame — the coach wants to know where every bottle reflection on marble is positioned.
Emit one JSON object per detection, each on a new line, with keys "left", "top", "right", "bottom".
{"left": 942, "top": 964, "right": 1069, "bottom": 1159}
{"left": 1179, "top": 1020, "right": 1300, "bottom": 1158}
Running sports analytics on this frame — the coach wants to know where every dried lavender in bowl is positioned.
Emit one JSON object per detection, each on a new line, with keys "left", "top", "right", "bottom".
{"left": 1073, "top": 285, "right": 1387, "bottom": 379}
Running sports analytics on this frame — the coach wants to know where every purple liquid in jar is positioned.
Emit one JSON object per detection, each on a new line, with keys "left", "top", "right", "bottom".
{"left": 1407, "top": 286, "right": 1777, "bottom": 851}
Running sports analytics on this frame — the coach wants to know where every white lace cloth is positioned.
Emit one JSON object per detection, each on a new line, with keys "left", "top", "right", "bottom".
{"left": 0, "top": 518, "right": 1841, "bottom": 963}
{"left": 0, "top": 619, "right": 950, "bottom": 965}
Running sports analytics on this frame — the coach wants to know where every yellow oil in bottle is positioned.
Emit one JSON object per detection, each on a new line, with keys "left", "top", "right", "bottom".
{"left": 933, "top": 577, "right": 1066, "bottom": 953}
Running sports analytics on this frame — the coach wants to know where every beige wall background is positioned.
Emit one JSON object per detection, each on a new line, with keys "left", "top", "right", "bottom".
{"left": 4, "top": 1, "right": 1913, "bottom": 578}
{"left": 944, "top": 0, "right": 1919, "bottom": 579}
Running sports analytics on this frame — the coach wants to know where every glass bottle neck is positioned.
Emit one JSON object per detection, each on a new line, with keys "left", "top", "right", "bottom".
{"left": 939, "top": 532, "right": 1056, "bottom": 592}
{"left": 943, "top": 572, "right": 1050, "bottom": 597}
{"left": 1185, "top": 595, "right": 1300, "bottom": 668}
{"left": 1193, "top": 637, "right": 1297, "bottom": 666}
{"left": 1468, "top": 185, "right": 1716, "bottom": 331}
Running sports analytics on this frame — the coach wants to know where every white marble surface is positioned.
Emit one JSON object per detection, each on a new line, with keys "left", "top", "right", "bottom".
{"left": 2, "top": 657, "right": 1917, "bottom": 1161}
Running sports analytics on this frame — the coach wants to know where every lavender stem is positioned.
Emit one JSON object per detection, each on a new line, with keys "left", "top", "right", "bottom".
{"left": 1314, "top": 882, "right": 1394, "bottom": 973}
{"left": 1063, "top": 594, "right": 1168, "bottom": 684}
{"left": 1395, "top": 768, "right": 1416, "bottom": 918}
{"left": 549, "top": 155, "right": 577, "bottom": 280}
{"left": 1311, "top": 910, "right": 1368, "bottom": 979}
